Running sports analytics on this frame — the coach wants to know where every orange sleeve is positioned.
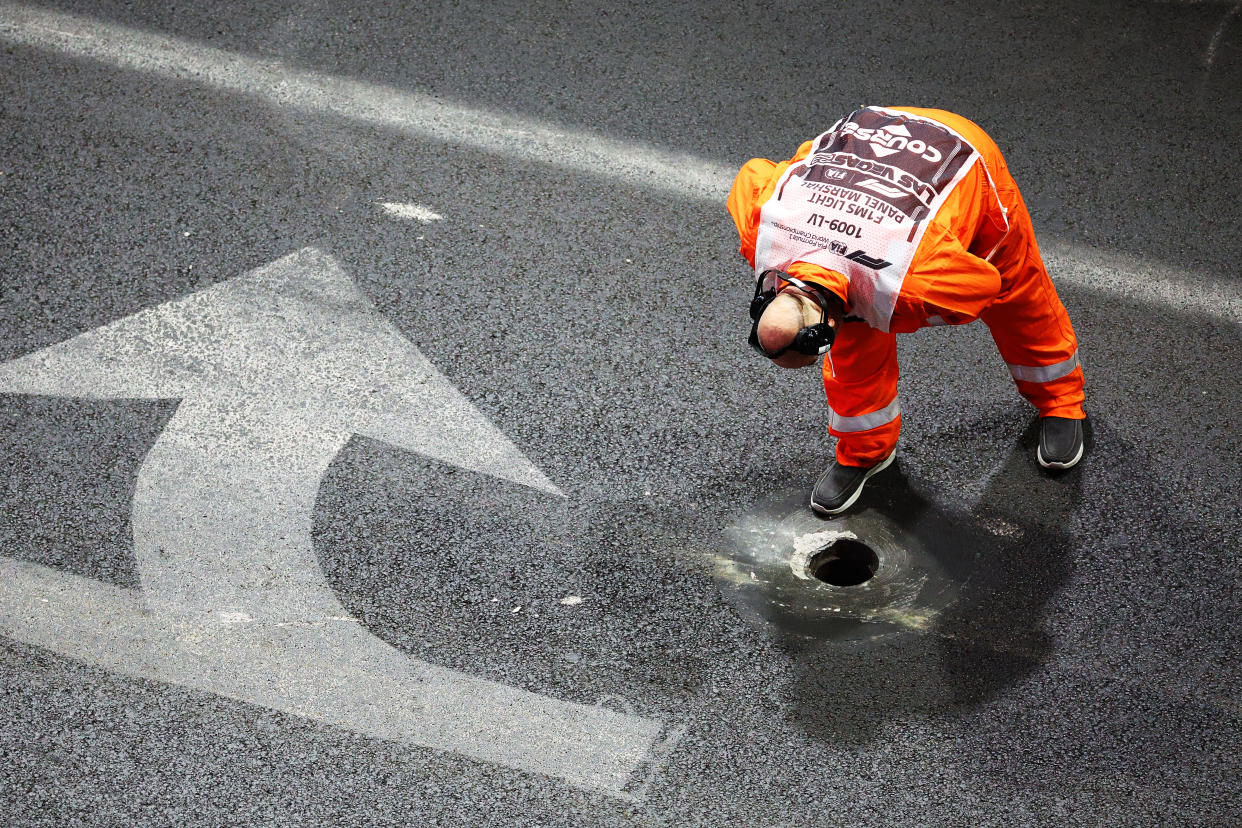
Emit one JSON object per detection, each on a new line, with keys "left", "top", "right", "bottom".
{"left": 789, "top": 140, "right": 815, "bottom": 163}
{"left": 726, "top": 140, "right": 850, "bottom": 305}
{"left": 726, "top": 157, "right": 782, "bottom": 269}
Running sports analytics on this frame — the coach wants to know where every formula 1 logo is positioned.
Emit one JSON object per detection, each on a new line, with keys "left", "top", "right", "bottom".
{"left": 840, "top": 121, "right": 943, "bottom": 163}
{"left": 845, "top": 250, "right": 892, "bottom": 270}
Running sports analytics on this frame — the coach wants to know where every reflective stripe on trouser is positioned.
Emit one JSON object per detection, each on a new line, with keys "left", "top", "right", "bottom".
{"left": 1007, "top": 351, "right": 1079, "bottom": 383}
{"left": 831, "top": 396, "right": 901, "bottom": 432}
{"left": 823, "top": 321, "right": 901, "bottom": 466}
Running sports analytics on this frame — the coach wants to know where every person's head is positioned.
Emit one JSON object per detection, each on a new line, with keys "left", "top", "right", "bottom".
{"left": 757, "top": 293, "right": 822, "bottom": 368}
{"left": 748, "top": 270, "right": 841, "bottom": 369}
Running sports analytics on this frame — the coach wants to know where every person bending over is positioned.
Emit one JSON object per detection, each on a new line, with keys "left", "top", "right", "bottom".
{"left": 729, "top": 106, "right": 1086, "bottom": 516}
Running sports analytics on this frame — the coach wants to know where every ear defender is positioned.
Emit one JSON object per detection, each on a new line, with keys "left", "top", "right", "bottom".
{"left": 749, "top": 292, "right": 770, "bottom": 322}
{"left": 749, "top": 272, "right": 780, "bottom": 321}
{"left": 793, "top": 320, "right": 836, "bottom": 355}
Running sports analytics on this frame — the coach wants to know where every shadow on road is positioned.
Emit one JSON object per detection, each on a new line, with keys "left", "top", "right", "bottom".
{"left": 779, "top": 417, "right": 1083, "bottom": 744}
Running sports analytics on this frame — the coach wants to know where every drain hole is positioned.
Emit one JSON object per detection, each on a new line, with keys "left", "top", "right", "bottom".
{"left": 808, "top": 539, "right": 879, "bottom": 587}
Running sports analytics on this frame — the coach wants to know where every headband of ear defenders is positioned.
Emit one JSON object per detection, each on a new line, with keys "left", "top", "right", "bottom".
{"left": 748, "top": 269, "right": 839, "bottom": 358}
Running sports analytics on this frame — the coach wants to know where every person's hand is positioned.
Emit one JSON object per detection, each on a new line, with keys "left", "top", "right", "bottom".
{"left": 756, "top": 291, "right": 831, "bottom": 369}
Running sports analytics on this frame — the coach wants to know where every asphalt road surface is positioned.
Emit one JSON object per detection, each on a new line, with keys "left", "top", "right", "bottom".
{"left": 2, "top": 1, "right": 1240, "bottom": 825}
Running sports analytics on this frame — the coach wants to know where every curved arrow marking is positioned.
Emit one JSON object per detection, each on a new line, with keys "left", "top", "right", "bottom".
{"left": 0, "top": 248, "right": 664, "bottom": 799}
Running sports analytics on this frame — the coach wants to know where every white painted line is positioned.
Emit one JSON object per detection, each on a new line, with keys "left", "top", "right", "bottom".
{"left": 1204, "top": 1, "right": 1241, "bottom": 69}
{"left": 0, "top": 556, "right": 661, "bottom": 798}
{"left": 0, "top": 2, "right": 1236, "bottom": 325}
{"left": 0, "top": 2, "right": 734, "bottom": 201}
{"left": 377, "top": 202, "right": 444, "bottom": 223}
{"left": 0, "top": 248, "right": 661, "bottom": 799}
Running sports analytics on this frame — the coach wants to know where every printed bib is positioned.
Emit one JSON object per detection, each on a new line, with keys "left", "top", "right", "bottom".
{"left": 755, "top": 106, "right": 990, "bottom": 331}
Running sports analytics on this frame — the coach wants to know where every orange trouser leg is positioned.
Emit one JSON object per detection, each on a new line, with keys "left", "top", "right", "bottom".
{"left": 914, "top": 108, "right": 1085, "bottom": 419}
{"left": 979, "top": 186, "right": 1086, "bottom": 420}
{"left": 822, "top": 321, "right": 901, "bottom": 466}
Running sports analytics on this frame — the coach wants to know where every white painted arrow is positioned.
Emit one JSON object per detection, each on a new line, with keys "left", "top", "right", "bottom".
{"left": 0, "top": 248, "right": 664, "bottom": 798}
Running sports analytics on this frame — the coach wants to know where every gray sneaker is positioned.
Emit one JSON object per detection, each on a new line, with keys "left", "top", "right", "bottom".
{"left": 810, "top": 451, "right": 896, "bottom": 516}
{"left": 1037, "top": 416, "right": 1084, "bottom": 469}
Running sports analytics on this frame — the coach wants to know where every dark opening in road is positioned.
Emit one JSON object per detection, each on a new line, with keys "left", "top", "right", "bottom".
{"left": 808, "top": 539, "right": 879, "bottom": 587}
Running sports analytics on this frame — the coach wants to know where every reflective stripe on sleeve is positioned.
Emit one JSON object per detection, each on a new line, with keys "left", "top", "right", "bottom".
{"left": 829, "top": 396, "right": 901, "bottom": 433}
{"left": 1007, "top": 351, "right": 1080, "bottom": 384}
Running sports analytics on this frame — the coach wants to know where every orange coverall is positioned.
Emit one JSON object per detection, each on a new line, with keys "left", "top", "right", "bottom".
{"left": 728, "top": 106, "right": 1085, "bottom": 466}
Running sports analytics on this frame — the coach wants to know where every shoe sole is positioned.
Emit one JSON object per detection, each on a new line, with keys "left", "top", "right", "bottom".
{"left": 1037, "top": 439, "right": 1084, "bottom": 470}
{"left": 810, "top": 451, "right": 896, "bottom": 517}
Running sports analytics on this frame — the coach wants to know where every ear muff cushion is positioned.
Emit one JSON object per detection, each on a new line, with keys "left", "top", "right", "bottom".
{"left": 793, "top": 322, "right": 835, "bottom": 354}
